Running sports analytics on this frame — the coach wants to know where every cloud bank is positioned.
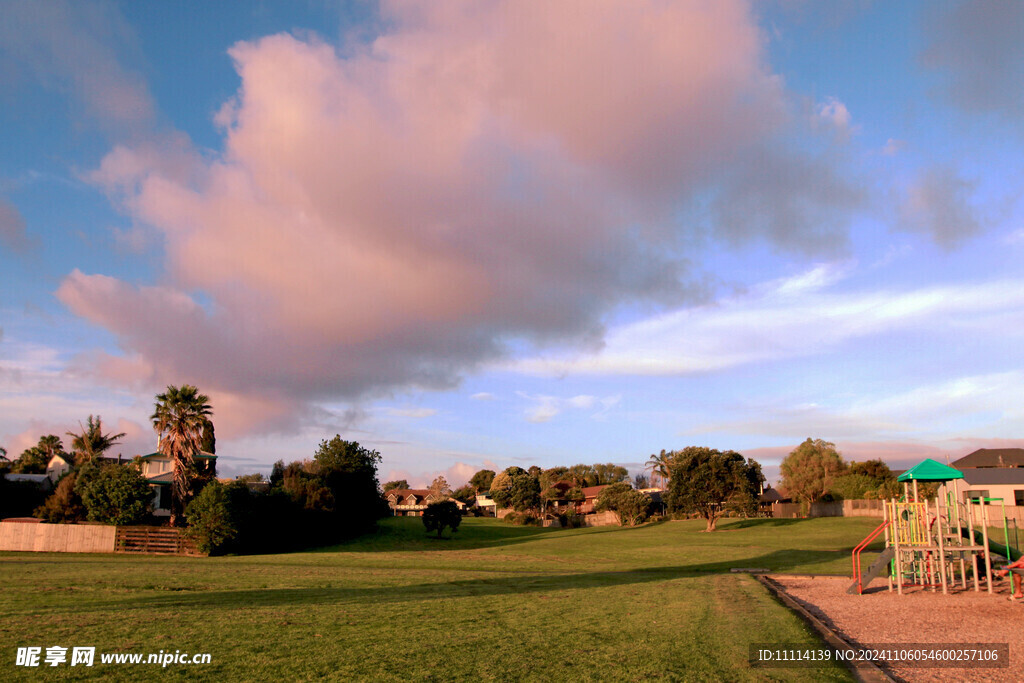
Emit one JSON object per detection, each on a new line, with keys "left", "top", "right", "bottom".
{"left": 58, "top": 1, "right": 865, "bottom": 433}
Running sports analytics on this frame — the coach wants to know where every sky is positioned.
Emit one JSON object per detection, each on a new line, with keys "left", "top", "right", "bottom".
{"left": 2, "top": 0, "right": 1024, "bottom": 488}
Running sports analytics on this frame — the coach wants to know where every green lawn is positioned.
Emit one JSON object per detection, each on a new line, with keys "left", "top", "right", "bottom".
{"left": 0, "top": 516, "right": 880, "bottom": 681}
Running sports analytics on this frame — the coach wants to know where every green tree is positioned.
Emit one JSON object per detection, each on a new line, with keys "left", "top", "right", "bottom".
{"left": 469, "top": 469, "right": 495, "bottom": 493}
{"left": 780, "top": 438, "right": 846, "bottom": 514}
{"left": 151, "top": 385, "right": 213, "bottom": 526}
{"left": 451, "top": 484, "right": 476, "bottom": 506}
{"left": 11, "top": 446, "right": 49, "bottom": 474}
{"left": 593, "top": 463, "right": 629, "bottom": 485}
{"left": 312, "top": 436, "right": 387, "bottom": 532}
{"left": 383, "top": 479, "right": 410, "bottom": 492}
{"left": 490, "top": 467, "right": 540, "bottom": 512}
{"left": 201, "top": 418, "right": 216, "bottom": 454}
{"left": 666, "top": 447, "right": 764, "bottom": 531}
{"left": 185, "top": 480, "right": 237, "bottom": 554}
{"left": 634, "top": 473, "right": 650, "bottom": 489}
{"left": 596, "top": 482, "right": 652, "bottom": 526}
{"left": 67, "top": 416, "right": 126, "bottom": 464}
{"left": 75, "top": 462, "right": 154, "bottom": 525}
{"left": 422, "top": 500, "right": 462, "bottom": 539}
{"left": 848, "top": 459, "right": 893, "bottom": 483}
{"left": 829, "top": 473, "right": 877, "bottom": 500}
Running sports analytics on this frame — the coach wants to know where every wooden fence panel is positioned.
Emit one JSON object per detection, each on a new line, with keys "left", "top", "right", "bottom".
{"left": 115, "top": 526, "right": 203, "bottom": 556}
{"left": 0, "top": 522, "right": 116, "bottom": 553}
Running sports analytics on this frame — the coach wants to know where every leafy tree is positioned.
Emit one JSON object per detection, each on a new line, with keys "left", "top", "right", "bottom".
{"left": 593, "top": 463, "right": 629, "bottom": 485}
{"left": 11, "top": 446, "right": 50, "bottom": 474}
{"left": 567, "top": 464, "right": 595, "bottom": 488}
{"left": 383, "top": 479, "right": 410, "bottom": 492}
{"left": 67, "top": 416, "right": 126, "bottom": 464}
{"left": 634, "top": 473, "right": 650, "bottom": 489}
{"left": 34, "top": 473, "right": 86, "bottom": 523}
{"left": 151, "top": 385, "right": 213, "bottom": 526}
{"left": 469, "top": 469, "right": 495, "bottom": 493}
{"left": 829, "top": 473, "right": 877, "bottom": 500}
{"left": 312, "top": 436, "right": 387, "bottom": 532}
{"left": 666, "top": 447, "right": 764, "bottom": 531}
{"left": 0, "top": 445, "right": 6, "bottom": 461}
{"left": 75, "top": 462, "right": 154, "bottom": 525}
{"left": 490, "top": 467, "right": 540, "bottom": 512}
{"left": 422, "top": 500, "right": 462, "bottom": 539}
{"left": 201, "top": 418, "right": 216, "bottom": 454}
{"left": 451, "top": 484, "right": 476, "bottom": 505}
{"left": 429, "top": 475, "right": 452, "bottom": 498}
{"left": 596, "top": 482, "right": 652, "bottom": 526}
{"left": 848, "top": 459, "right": 893, "bottom": 483}
{"left": 780, "top": 438, "right": 846, "bottom": 514}
{"left": 527, "top": 465, "right": 542, "bottom": 478}
{"left": 185, "top": 480, "right": 237, "bottom": 554}
{"left": 235, "top": 473, "right": 265, "bottom": 483}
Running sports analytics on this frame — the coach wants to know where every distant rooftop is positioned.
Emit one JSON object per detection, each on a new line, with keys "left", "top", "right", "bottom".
{"left": 951, "top": 448, "right": 1024, "bottom": 469}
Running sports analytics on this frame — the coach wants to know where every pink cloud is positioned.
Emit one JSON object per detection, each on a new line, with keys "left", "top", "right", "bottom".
{"left": 65, "top": 1, "right": 863, "bottom": 435}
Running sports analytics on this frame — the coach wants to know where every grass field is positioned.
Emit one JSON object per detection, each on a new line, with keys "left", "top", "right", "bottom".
{"left": 0, "top": 516, "right": 882, "bottom": 681}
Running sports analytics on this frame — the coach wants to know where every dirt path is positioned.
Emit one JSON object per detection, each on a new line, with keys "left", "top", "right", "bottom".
{"left": 770, "top": 575, "right": 1022, "bottom": 682}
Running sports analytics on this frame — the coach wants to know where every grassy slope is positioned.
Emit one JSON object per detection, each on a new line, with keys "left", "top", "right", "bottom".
{"left": 0, "top": 517, "right": 879, "bottom": 682}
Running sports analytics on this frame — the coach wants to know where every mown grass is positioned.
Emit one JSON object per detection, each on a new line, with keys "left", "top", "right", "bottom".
{"left": 0, "top": 516, "right": 880, "bottom": 681}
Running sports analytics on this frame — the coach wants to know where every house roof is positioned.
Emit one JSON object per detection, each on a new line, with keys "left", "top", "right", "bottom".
{"left": 140, "top": 451, "right": 217, "bottom": 461}
{"left": 759, "top": 488, "right": 788, "bottom": 503}
{"left": 897, "top": 459, "right": 963, "bottom": 482}
{"left": 146, "top": 472, "right": 175, "bottom": 484}
{"left": 47, "top": 453, "right": 75, "bottom": 467}
{"left": 582, "top": 485, "right": 609, "bottom": 498}
{"left": 951, "top": 448, "right": 1024, "bottom": 469}
{"left": 960, "top": 468, "right": 1024, "bottom": 486}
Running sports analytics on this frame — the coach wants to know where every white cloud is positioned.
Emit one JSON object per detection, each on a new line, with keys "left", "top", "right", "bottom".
{"left": 470, "top": 392, "right": 496, "bottom": 401}
{"left": 518, "top": 392, "right": 621, "bottom": 423}
{"left": 385, "top": 407, "right": 438, "bottom": 419}
{"left": 512, "top": 264, "right": 1024, "bottom": 377}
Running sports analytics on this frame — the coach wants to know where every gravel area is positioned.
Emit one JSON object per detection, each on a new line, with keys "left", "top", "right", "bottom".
{"left": 771, "top": 575, "right": 1023, "bottom": 682}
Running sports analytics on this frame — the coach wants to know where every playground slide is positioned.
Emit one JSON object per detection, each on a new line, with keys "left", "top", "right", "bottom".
{"left": 958, "top": 527, "right": 1022, "bottom": 563}
{"left": 847, "top": 546, "right": 895, "bottom": 594}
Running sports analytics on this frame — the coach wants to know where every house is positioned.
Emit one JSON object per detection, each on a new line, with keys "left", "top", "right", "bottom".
{"left": 541, "top": 480, "right": 576, "bottom": 512}
{"left": 385, "top": 489, "right": 465, "bottom": 517}
{"left": 576, "top": 485, "right": 609, "bottom": 514}
{"left": 45, "top": 453, "right": 75, "bottom": 483}
{"left": 138, "top": 452, "right": 218, "bottom": 517}
{"left": 951, "top": 448, "right": 1024, "bottom": 469}
{"left": 940, "top": 449, "right": 1024, "bottom": 506}
{"left": 474, "top": 491, "right": 497, "bottom": 516}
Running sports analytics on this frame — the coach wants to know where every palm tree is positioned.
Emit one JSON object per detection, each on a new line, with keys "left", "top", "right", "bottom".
{"left": 151, "top": 385, "right": 212, "bottom": 526}
{"left": 66, "top": 416, "right": 126, "bottom": 465}
{"left": 646, "top": 450, "right": 674, "bottom": 490}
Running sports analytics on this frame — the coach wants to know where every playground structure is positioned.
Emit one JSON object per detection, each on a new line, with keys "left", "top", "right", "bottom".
{"left": 850, "top": 458, "right": 1021, "bottom": 596}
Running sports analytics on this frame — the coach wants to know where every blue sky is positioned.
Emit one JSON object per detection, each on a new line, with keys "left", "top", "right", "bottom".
{"left": 2, "top": 1, "right": 1023, "bottom": 487}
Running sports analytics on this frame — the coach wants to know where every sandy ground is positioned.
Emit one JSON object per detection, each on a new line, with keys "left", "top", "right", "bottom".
{"left": 771, "top": 575, "right": 1023, "bottom": 682}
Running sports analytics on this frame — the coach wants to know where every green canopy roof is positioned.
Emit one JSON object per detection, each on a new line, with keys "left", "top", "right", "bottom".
{"left": 897, "top": 458, "right": 964, "bottom": 482}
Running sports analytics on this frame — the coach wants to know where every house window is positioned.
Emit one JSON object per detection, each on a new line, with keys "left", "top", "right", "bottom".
{"left": 1015, "top": 490, "right": 1024, "bottom": 506}
{"left": 964, "top": 490, "right": 989, "bottom": 502}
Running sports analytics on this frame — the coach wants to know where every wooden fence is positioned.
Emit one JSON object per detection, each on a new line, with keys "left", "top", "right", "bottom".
{"left": 115, "top": 526, "right": 203, "bottom": 556}
{"left": 0, "top": 521, "right": 116, "bottom": 553}
{"left": 0, "top": 521, "right": 202, "bottom": 556}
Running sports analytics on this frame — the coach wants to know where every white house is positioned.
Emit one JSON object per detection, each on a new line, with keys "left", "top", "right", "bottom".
{"left": 138, "top": 452, "right": 218, "bottom": 516}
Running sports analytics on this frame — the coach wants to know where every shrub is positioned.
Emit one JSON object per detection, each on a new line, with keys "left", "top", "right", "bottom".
{"left": 34, "top": 473, "right": 85, "bottom": 522}
{"left": 75, "top": 462, "right": 153, "bottom": 525}
{"left": 185, "top": 480, "right": 237, "bottom": 554}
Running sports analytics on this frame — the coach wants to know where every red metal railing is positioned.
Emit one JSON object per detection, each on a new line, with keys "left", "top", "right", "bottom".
{"left": 851, "top": 520, "right": 889, "bottom": 594}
